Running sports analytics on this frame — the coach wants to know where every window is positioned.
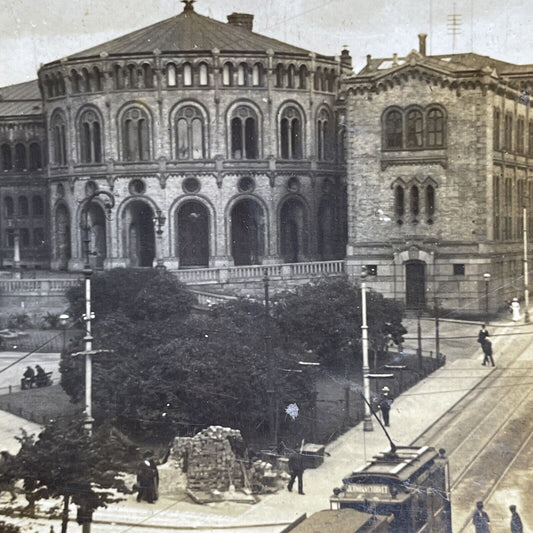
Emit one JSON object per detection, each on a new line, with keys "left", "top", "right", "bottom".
{"left": 18, "top": 196, "right": 29, "bottom": 216}
{"left": 176, "top": 106, "right": 205, "bottom": 160}
{"left": 494, "top": 108, "right": 501, "bottom": 151}
{"left": 183, "top": 63, "right": 192, "bottom": 86}
{"left": 29, "top": 143, "right": 42, "bottom": 170}
{"left": 126, "top": 64, "right": 137, "bottom": 89}
{"left": 6, "top": 229, "right": 14, "bottom": 247}
{"left": 167, "top": 64, "right": 177, "bottom": 87}
{"left": 275, "top": 64, "right": 284, "bottom": 88}
{"left": 80, "top": 109, "right": 102, "bottom": 163}
{"left": 52, "top": 113, "right": 67, "bottom": 165}
{"left": 71, "top": 70, "right": 81, "bottom": 93}
{"left": 410, "top": 185, "right": 419, "bottom": 219}
{"left": 529, "top": 121, "right": 533, "bottom": 156}
{"left": 453, "top": 264, "right": 465, "bottom": 276}
{"left": 280, "top": 106, "right": 302, "bottom": 159}
{"left": 427, "top": 108, "right": 444, "bottom": 147}
{"left": 33, "top": 228, "right": 44, "bottom": 246}
{"left": 517, "top": 117, "right": 525, "bottom": 154}
{"left": 20, "top": 228, "right": 30, "bottom": 247}
{"left": 298, "top": 65, "right": 307, "bottom": 89}
{"left": 230, "top": 106, "right": 258, "bottom": 159}
{"left": 57, "top": 73, "right": 66, "bottom": 95}
{"left": 252, "top": 63, "right": 263, "bottom": 86}
{"left": 384, "top": 109, "right": 403, "bottom": 149}
{"left": 122, "top": 107, "right": 150, "bottom": 161}
{"left": 365, "top": 265, "right": 378, "bottom": 276}
{"left": 142, "top": 64, "right": 154, "bottom": 89}
{"left": 199, "top": 62, "right": 208, "bottom": 86}
{"left": 287, "top": 64, "right": 295, "bottom": 88}
{"left": 406, "top": 109, "right": 423, "bottom": 148}
{"left": 113, "top": 65, "right": 124, "bottom": 90}
{"left": 321, "top": 69, "right": 328, "bottom": 91}
{"left": 504, "top": 113, "right": 513, "bottom": 151}
{"left": 426, "top": 184, "right": 435, "bottom": 223}
{"left": 314, "top": 67, "right": 321, "bottom": 91}
{"left": 394, "top": 185, "right": 404, "bottom": 223}
{"left": 222, "top": 63, "right": 233, "bottom": 86}
{"left": 1, "top": 144, "right": 12, "bottom": 171}
{"left": 237, "top": 63, "right": 247, "bottom": 86}
{"left": 327, "top": 72, "right": 336, "bottom": 92}
{"left": 317, "top": 108, "right": 332, "bottom": 160}
{"left": 81, "top": 68, "right": 91, "bottom": 93}
{"left": 32, "top": 196, "right": 44, "bottom": 217}
{"left": 93, "top": 67, "right": 103, "bottom": 91}
{"left": 45, "top": 76, "right": 53, "bottom": 98}
{"left": 14, "top": 144, "right": 26, "bottom": 171}
{"left": 493, "top": 174, "right": 500, "bottom": 240}
{"left": 4, "top": 196, "right": 14, "bottom": 217}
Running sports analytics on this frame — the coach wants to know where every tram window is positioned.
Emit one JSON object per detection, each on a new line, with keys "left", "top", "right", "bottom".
{"left": 413, "top": 491, "right": 428, "bottom": 532}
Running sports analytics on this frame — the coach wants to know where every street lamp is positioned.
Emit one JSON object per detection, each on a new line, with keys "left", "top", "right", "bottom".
{"left": 483, "top": 273, "right": 491, "bottom": 323}
{"left": 79, "top": 189, "right": 115, "bottom": 435}
{"left": 6, "top": 216, "right": 21, "bottom": 278}
{"left": 59, "top": 313, "right": 69, "bottom": 355}
{"left": 152, "top": 208, "right": 167, "bottom": 270}
{"left": 361, "top": 266, "right": 373, "bottom": 432}
{"left": 523, "top": 198, "right": 530, "bottom": 323}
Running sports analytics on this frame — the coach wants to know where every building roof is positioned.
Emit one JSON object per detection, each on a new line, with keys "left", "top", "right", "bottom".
{"left": 63, "top": 3, "right": 314, "bottom": 62}
{"left": 289, "top": 509, "right": 388, "bottom": 532}
{"left": 0, "top": 80, "right": 42, "bottom": 117}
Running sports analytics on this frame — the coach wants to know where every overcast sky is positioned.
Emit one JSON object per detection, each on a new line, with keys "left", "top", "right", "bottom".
{"left": 0, "top": 0, "right": 532, "bottom": 88}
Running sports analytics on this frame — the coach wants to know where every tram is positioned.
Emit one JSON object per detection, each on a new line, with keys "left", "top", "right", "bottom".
{"left": 329, "top": 445, "right": 452, "bottom": 533}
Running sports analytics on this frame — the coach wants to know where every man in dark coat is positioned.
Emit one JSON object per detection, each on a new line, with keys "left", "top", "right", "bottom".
{"left": 509, "top": 505, "right": 523, "bottom": 533}
{"left": 287, "top": 450, "right": 305, "bottom": 495}
{"left": 378, "top": 386, "right": 394, "bottom": 427}
{"left": 136, "top": 451, "right": 159, "bottom": 503}
{"left": 481, "top": 339, "right": 495, "bottom": 367}
{"left": 23, "top": 366, "right": 34, "bottom": 388}
{"left": 478, "top": 324, "right": 489, "bottom": 344}
{"left": 473, "top": 501, "right": 490, "bottom": 533}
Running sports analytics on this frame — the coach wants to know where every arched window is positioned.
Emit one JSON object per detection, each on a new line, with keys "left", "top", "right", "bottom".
{"left": 287, "top": 64, "right": 295, "bottom": 88}
{"left": 230, "top": 106, "right": 258, "bottom": 159}
{"left": 406, "top": 109, "right": 423, "bottom": 148}
{"left": 237, "top": 63, "right": 248, "bottom": 86}
{"left": 314, "top": 67, "right": 321, "bottom": 90}
{"left": 384, "top": 109, "right": 403, "bottom": 149}
{"left": 299, "top": 65, "right": 307, "bottom": 89}
{"left": 126, "top": 64, "right": 137, "bottom": 89}
{"left": 394, "top": 185, "right": 404, "bottom": 222}
{"left": 317, "top": 108, "right": 332, "bottom": 160}
{"left": 276, "top": 64, "right": 285, "bottom": 88}
{"left": 52, "top": 113, "right": 67, "bottom": 165}
{"left": 167, "top": 64, "right": 177, "bottom": 87}
{"left": 113, "top": 65, "right": 124, "bottom": 90}
{"left": 410, "top": 185, "right": 419, "bottom": 218}
{"left": 252, "top": 63, "right": 263, "bottom": 86}
{"left": 71, "top": 70, "right": 81, "bottom": 94}
{"left": 328, "top": 72, "right": 336, "bottom": 92}
{"left": 18, "top": 196, "right": 29, "bottom": 216}
{"left": 222, "top": 62, "right": 233, "bottom": 86}
{"left": 426, "top": 184, "right": 435, "bottom": 222}
{"left": 338, "top": 128, "right": 346, "bottom": 163}
{"left": 80, "top": 109, "right": 102, "bottom": 163}
{"left": 183, "top": 63, "right": 192, "bottom": 86}
{"left": 1, "top": 143, "right": 12, "bottom": 171}
{"left": 142, "top": 64, "right": 154, "bottom": 89}
{"left": 280, "top": 106, "right": 303, "bottom": 159}
{"left": 4, "top": 196, "right": 14, "bottom": 217}
{"left": 15, "top": 143, "right": 27, "bottom": 171}
{"left": 122, "top": 107, "right": 150, "bottom": 161}
{"left": 20, "top": 228, "right": 30, "bottom": 247}
{"left": 199, "top": 62, "right": 208, "bottom": 86}
{"left": 493, "top": 108, "right": 500, "bottom": 151}
{"left": 57, "top": 73, "right": 66, "bottom": 95}
{"left": 29, "top": 142, "right": 42, "bottom": 170}
{"left": 92, "top": 67, "right": 103, "bottom": 91}
{"left": 427, "top": 108, "right": 445, "bottom": 147}
{"left": 81, "top": 68, "right": 91, "bottom": 93}
{"left": 33, "top": 228, "right": 45, "bottom": 246}
{"left": 176, "top": 106, "right": 205, "bottom": 160}
{"left": 321, "top": 68, "right": 327, "bottom": 91}
{"left": 32, "top": 195, "right": 44, "bottom": 217}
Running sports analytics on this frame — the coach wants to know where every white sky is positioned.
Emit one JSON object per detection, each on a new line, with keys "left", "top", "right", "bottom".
{"left": 0, "top": 0, "right": 532, "bottom": 88}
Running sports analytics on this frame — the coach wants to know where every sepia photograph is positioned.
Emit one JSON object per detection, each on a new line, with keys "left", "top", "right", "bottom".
{"left": 0, "top": 0, "right": 532, "bottom": 531}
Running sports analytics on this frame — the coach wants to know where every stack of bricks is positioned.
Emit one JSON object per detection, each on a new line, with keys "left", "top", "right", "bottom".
{"left": 169, "top": 426, "right": 245, "bottom": 492}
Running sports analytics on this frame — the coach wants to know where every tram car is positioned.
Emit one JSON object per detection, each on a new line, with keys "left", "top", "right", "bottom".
{"left": 329, "top": 446, "right": 452, "bottom": 533}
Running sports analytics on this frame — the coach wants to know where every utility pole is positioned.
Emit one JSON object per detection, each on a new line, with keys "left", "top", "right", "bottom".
{"left": 263, "top": 269, "right": 277, "bottom": 445}
{"left": 361, "top": 267, "right": 373, "bottom": 432}
{"left": 523, "top": 199, "right": 530, "bottom": 322}
{"left": 417, "top": 310, "right": 423, "bottom": 373}
{"left": 434, "top": 297, "right": 440, "bottom": 362}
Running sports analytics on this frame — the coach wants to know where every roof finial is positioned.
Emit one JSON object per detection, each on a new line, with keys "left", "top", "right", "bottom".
{"left": 182, "top": 0, "right": 195, "bottom": 12}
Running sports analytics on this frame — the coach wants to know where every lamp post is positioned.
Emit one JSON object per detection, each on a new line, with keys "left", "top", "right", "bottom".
{"left": 263, "top": 269, "right": 277, "bottom": 444}
{"left": 59, "top": 313, "right": 69, "bottom": 355}
{"left": 6, "top": 216, "right": 21, "bottom": 278}
{"left": 483, "top": 273, "right": 491, "bottom": 323}
{"left": 523, "top": 199, "right": 530, "bottom": 323}
{"left": 79, "top": 189, "right": 115, "bottom": 435}
{"left": 152, "top": 208, "right": 167, "bottom": 270}
{"left": 361, "top": 266, "right": 373, "bottom": 432}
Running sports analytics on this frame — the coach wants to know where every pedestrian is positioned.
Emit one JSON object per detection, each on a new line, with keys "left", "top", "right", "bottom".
{"left": 136, "top": 451, "right": 158, "bottom": 503}
{"left": 34, "top": 365, "right": 46, "bottom": 387}
{"left": 287, "top": 449, "right": 305, "bottom": 495}
{"left": 378, "top": 386, "right": 394, "bottom": 427}
{"left": 477, "top": 324, "right": 489, "bottom": 344}
{"left": 511, "top": 298, "right": 521, "bottom": 322}
{"left": 23, "top": 366, "right": 34, "bottom": 389}
{"left": 481, "top": 338, "right": 495, "bottom": 367}
{"left": 472, "top": 501, "right": 490, "bottom": 533}
{"left": 509, "top": 505, "right": 523, "bottom": 533}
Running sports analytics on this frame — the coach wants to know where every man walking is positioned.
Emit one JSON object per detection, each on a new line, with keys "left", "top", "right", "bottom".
{"left": 378, "top": 386, "right": 394, "bottom": 427}
{"left": 287, "top": 449, "right": 305, "bottom": 495}
{"left": 509, "top": 505, "right": 523, "bottom": 533}
{"left": 136, "top": 451, "right": 159, "bottom": 503}
{"left": 481, "top": 338, "right": 495, "bottom": 367}
{"left": 477, "top": 324, "right": 489, "bottom": 344}
{"left": 473, "top": 501, "right": 490, "bottom": 533}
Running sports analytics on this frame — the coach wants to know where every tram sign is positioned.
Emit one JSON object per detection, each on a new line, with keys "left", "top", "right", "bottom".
{"left": 346, "top": 483, "right": 389, "bottom": 494}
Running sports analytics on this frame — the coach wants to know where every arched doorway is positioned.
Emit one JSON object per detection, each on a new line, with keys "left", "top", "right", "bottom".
{"left": 231, "top": 199, "right": 265, "bottom": 265}
{"left": 177, "top": 201, "right": 209, "bottom": 267}
{"left": 83, "top": 203, "right": 107, "bottom": 269}
{"left": 405, "top": 261, "right": 426, "bottom": 309}
{"left": 54, "top": 204, "right": 71, "bottom": 270}
{"left": 122, "top": 200, "right": 155, "bottom": 267}
{"left": 280, "top": 198, "right": 308, "bottom": 263}
{"left": 317, "top": 197, "right": 336, "bottom": 260}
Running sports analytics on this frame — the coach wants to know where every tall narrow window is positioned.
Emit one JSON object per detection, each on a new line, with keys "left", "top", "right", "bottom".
{"left": 504, "top": 113, "right": 513, "bottom": 151}
{"left": 122, "top": 107, "right": 150, "bottom": 161}
{"left": 406, "top": 109, "right": 423, "bottom": 148}
{"left": 14, "top": 144, "right": 26, "bottom": 171}
{"left": 222, "top": 63, "right": 233, "bottom": 86}
{"left": 320, "top": 68, "right": 327, "bottom": 91}
{"left": 314, "top": 67, "right": 321, "bottom": 90}
{"left": 276, "top": 64, "right": 284, "bottom": 88}
{"left": 29, "top": 143, "right": 42, "bottom": 170}
{"left": 298, "top": 65, "right": 307, "bottom": 89}
{"left": 126, "top": 64, "right": 137, "bottom": 89}
{"left": 33, "top": 228, "right": 44, "bottom": 246}
{"left": 410, "top": 185, "right": 419, "bottom": 218}
{"left": 327, "top": 72, "right": 336, "bottom": 92}
{"left": 237, "top": 63, "right": 247, "bottom": 86}
{"left": 167, "top": 64, "right": 177, "bottom": 87}
{"left": 57, "top": 73, "right": 66, "bottom": 95}
{"left": 80, "top": 109, "right": 102, "bottom": 163}
{"left": 427, "top": 108, "right": 444, "bottom": 147}
{"left": 317, "top": 108, "right": 332, "bottom": 160}
{"left": 494, "top": 175, "right": 500, "bottom": 240}
{"left": 71, "top": 70, "right": 81, "bottom": 94}
{"left": 183, "top": 63, "right": 192, "bottom": 86}
{"left": 176, "top": 106, "right": 205, "bottom": 160}
{"left": 143, "top": 64, "right": 154, "bottom": 89}
{"left": 32, "top": 196, "right": 44, "bottom": 217}
{"left": 395, "top": 185, "right": 404, "bottom": 223}
{"left": 280, "top": 106, "right": 302, "bottom": 159}
{"left": 81, "top": 68, "right": 91, "bottom": 93}
{"left": 4, "top": 196, "right": 14, "bottom": 217}
{"left": 517, "top": 117, "right": 525, "bottom": 154}
{"left": 20, "top": 228, "right": 30, "bottom": 247}
{"left": 230, "top": 106, "right": 258, "bottom": 160}
{"left": 93, "top": 67, "right": 103, "bottom": 91}
{"left": 287, "top": 64, "right": 295, "bottom": 88}
{"left": 494, "top": 108, "right": 501, "bottom": 151}
{"left": 384, "top": 109, "right": 403, "bottom": 149}
{"left": 529, "top": 121, "right": 533, "bottom": 156}
{"left": 18, "top": 196, "right": 29, "bottom": 216}
{"left": 113, "top": 65, "right": 124, "bottom": 90}
{"left": 252, "top": 63, "right": 263, "bottom": 86}
{"left": 199, "top": 62, "right": 208, "bottom": 86}
{"left": 426, "top": 184, "right": 435, "bottom": 222}
{"left": 1, "top": 143, "right": 12, "bottom": 171}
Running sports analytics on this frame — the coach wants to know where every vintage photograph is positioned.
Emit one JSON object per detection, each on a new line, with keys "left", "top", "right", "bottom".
{"left": 0, "top": 0, "right": 531, "bottom": 531}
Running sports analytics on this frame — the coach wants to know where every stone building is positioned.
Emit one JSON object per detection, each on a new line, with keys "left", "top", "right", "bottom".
{"left": 1, "top": 0, "right": 350, "bottom": 272}
{"left": 342, "top": 34, "right": 533, "bottom": 313}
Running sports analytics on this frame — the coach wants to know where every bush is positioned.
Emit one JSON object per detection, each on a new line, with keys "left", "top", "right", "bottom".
{"left": 7, "top": 313, "right": 33, "bottom": 330}
{"left": 41, "top": 312, "right": 61, "bottom": 329}
{"left": 0, "top": 522, "right": 21, "bottom": 533}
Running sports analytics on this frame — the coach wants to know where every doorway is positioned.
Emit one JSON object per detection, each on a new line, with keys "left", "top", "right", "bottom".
{"left": 405, "top": 261, "right": 426, "bottom": 309}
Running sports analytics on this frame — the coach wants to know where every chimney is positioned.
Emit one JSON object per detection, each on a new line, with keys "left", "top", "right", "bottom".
{"left": 392, "top": 53, "right": 398, "bottom": 66}
{"left": 366, "top": 54, "right": 372, "bottom": 66}
{"left": 341, "top": 46, "right": 352, "bottom": 68}
{"left": 227, "top": 13, "right": 254, "bottom": 32}
{"left": 418, "top": 33, "right": 427, "bottom": 56}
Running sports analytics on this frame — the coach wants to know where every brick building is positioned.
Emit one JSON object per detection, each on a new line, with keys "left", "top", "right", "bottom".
{"left": 0, "top": 1, "right": 351, "bottom": 272}
{"left": 342, "top": 34, "right": 533, "bottom": 313}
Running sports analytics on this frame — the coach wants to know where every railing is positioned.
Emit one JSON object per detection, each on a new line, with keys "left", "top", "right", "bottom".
{"left": 189, "top": 289, "right": 237, "bottom": 307}
{"left": 0, "top": 279, "right": 80, "bottom": 294}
